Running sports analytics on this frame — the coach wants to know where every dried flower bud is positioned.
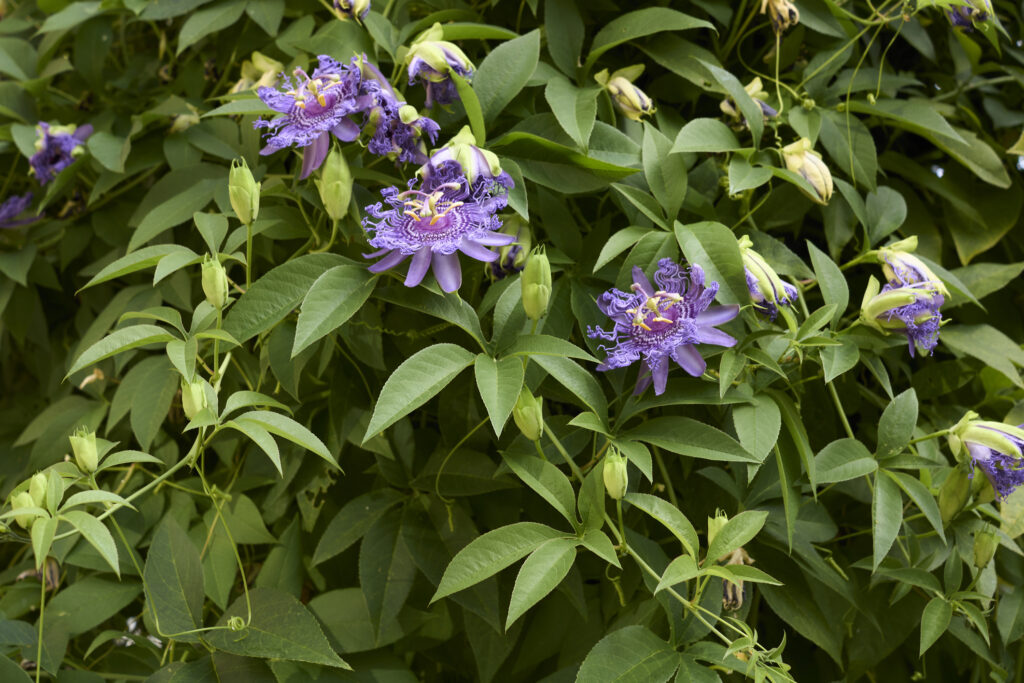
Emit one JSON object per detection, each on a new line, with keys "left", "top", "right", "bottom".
{"left": 202, "top": 255, "right": 229, "bottom": 310}
{"left": 938, "top": 467, "right": 970, "bottom": 524}
{"left": 229, "top": 158, "right": 260, "bottom": 225}
{"left": 69, "top": 427, "right": 98, "bottom": 473}
{"left": 602, "top": 447, "right": 629, "bottom": 501}
{"left": 512, "top": 387, "right": 544, "bottom": 441}
{"left": 334, "top": 0, "right": 370, "bottom": 22}
{"left": 973, "top": 527, "right": 999, "bottom": 569}
{"left": 315, "top": 147, "right": 353, "bottom": 222}
{"left": 11, "top": 492, "right": 36, "bottom": 530}
{"left": 521, "top": 248, "right": 551, "bottom": 321}
{"left": 181, "top": 380, "right": 208, "bottom": 421}
{"left": 781, "top": 138, "right": 833, "bottom": 204}
{"left": 761, "top": 0, "right": 800, "bottom": 33}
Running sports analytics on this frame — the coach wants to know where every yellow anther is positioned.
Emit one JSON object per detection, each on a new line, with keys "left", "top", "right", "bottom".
{"left": 316, "top": 93, "right": 327, "bottom": 107}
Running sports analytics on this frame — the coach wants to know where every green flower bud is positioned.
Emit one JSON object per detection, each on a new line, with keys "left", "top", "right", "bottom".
{"left": 406, "top": 23, "right": 475, "bottom": 83}
{"left": 315, "top": 147, "right": 353, "bottom": 222}
{"left": 11, "top": 491, "right": 36, "bottom": 530}
{"left": 512, "top": 387, "right": 544, "bottom": 441}
{"left": 28, "top": 473, "right": 47, "bottom": 509}
{"left": 181, "top": 379, "right": 208, "bottom": 421}
{"left": 939, "top": 468, "right": 970, "bottom": 524}
{"left": 781, "top": 138, "right": 833, "bottom": 204}
{"left": 973, "top": 526, "right": 999, "bottom": 569}
{"left": 603, "top": 447, "right": 629, "bottom": 501}
{"left": 202, "top": 255, "right": 229, "bottom": 310}
{"left": 707, "top": 510, "right": 729, "bottom": 549}
{"left": 605, "top": 76, "right": 655, "bottom": 122}
{"left": 521, "top": 248, "right": 551, "bottom": 321}
{"left": 69, "top": 427, "right": 98, "bottom": 473}
{"left": 229, "top": 158, "right": 260, "bottom": 225}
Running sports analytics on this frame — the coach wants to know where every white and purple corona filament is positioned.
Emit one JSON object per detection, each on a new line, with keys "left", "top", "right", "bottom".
{"left": 966, "top": 424, "right": 1024, "bottom": 499}
{"left": 361, "top": 160, "right": 514, "bottom": 292}
{"left": 588, "top": 259, "right": 740, "bottom": 396}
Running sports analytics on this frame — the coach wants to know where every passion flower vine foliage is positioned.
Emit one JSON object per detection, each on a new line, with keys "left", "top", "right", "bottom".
{"left": 5, "top": 0, "right": 1024, "bottom": 681}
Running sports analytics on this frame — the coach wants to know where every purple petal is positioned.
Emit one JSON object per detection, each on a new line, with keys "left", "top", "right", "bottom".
{"left": 368, "top": 249, "right": 409, "bottom": 273}
{"left": 432, "top": 252, "right": 462, "bottom": 292}
{"left": 459, "top": 240, "right": 499, "bottom": 262}
{"left": 633, "top": 370, "right": 653, "bottom": 396}
{"left": 300, "top": 132, "right": 330, "bottom": 179}
{"left": 474, "top": 232, "right": 517, "bottom": 246}
{"left": 331, "top": 119, "right": 361, "bottom": 142}
{"left": 651, "top": 358, "right": 669, "bottom": 396}
{"left": 695, "top": 326, "right": 737, "bottom": 347}
{"left": 73, "top": 124, "right": 94, "bottom": 141}
{"left": 696, "top": 305, "right": 740, "bottom": 327}
{"left": 672, "top": 344, "right": 706, "bottom": 377}
{"left": 631, "top": 266, "right": 655, "bottom": 297}
{"left": 405, "top": 248, "right": 432, "bottom": 287}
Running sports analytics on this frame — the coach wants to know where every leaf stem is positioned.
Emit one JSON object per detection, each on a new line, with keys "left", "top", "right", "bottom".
{"left": 827, "top": 382, "right": 856, "bottom": 440}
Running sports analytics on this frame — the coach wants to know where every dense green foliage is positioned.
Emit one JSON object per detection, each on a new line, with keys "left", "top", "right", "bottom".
{"left": 2, "top": 0, "right": 1024, "bottom": 681}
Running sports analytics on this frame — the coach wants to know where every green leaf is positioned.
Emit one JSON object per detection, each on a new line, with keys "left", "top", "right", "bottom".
{"left": 545, "top": 76, "right": 598, "bottom": 151}
{"left": 503, "top": 334, "right": 597, "bottom": 363}
{"left": 225, "top": 418, "right": 281, "bottom": 474}
{"left": 61, "top": 490, "right": 133, "bottom": 511}
{"left": 815, "top": 438, "right": 877, "bottom": 484}
{"left": 502, "top": 448, "right": 578, "bottom": 528}
{"left": 67, "top": 325, "right": 177, "bottom": 376}
{"left": 177, "top": 0, "right": 246, "bottom": 55}
{"left": 206, "top": 587, "right": 349, "bottom": 669}
{"left": 877, "top": 389, "right": 918, "bottom": 458}
{"left": 375, "top": 286, "right": 486, "bottom": 350}
{"left": 474, "top": 355, "right": 525, "bottom": 436}
{"left": 889, "top": 471, "right": 945, "bottom": 543}
{"left": 364, "top": 344, "right": 475, "bottom": 440}
{"left": 705, "top": 510, "right": 768, "bottom": 564}
{"left": 728, "top": 158, "right": 773, "bottom": 194}
{"left": 473, "top": 30, "right": 540, "bottom": 123}
{"left": 30, "top": 517, "right": 57, "bottom": 570}
{"left": 194, "top": 212, "right": 228, "bottom": 254}
{"left": 920, "top": 597, "right": 952, "bottom": 655}
{"left": 128, "top": 165, "right": 224, "bottom": 251}
{"left": 818, "top": 110, "right": 877, "bottom": 191}
{"left": 872, "top": 469, "right": 903, "bottom": 570}
{"left": 545, "top": 0, "right": 584, "bottom": 76}
{"left": 594, "top": 226, "right": 652, "bottom": 272}
{"left": 532, "top": 354, "right": 608, "bottom": 421}
{"left": 671, "top": 118, "right": 741, "bottom": 153}
{"left": 292, "top": 265, "right": 376, "bottom": 357}
{"left": 143, "top": 519, "right": 204, "bottom": 641}
{"left": 221, "top": 391, "right": 290, "bottom": 418}
{"left": 223, "top": 254, "right": 346, "bottom": 343}
{"left": 807, "top": 242, "right": 848, "bottom": 328}
{"left": 432, "top": 522, "right": 566, "bottom": 602}
{"left": 623, "top": 492, "right": 699, "bottom": 557}
{"left": 62, "top": 511, "right": 119, "bottom": 577}
{"left": 452, "top": 71, "right": 486, "bottom": 145}
{"left": 731, "top": 394, "right": 780, "bottom": 462}
{"left": 656, "top": 555, "right": 698, "bottom": 593}
{"left": 86, "top": 131, "right": 130, "bottom": 173}
{"left": 702, "top": 61, "right": 763, "bottom": 148}
{"left": 130, "top": 356, "right": 179, "bottom": 450}
{"left": 642, "top": 123, "right": 688, "bottom": 221}
{"left": 821, "top": 337, "right": 859, "bottom": 382}
{"left": 506, "top": 538, "right": 577, "bottom": 629}
{"left": 623, "top": 417, "right": 757, "bottom": 464}
{"left": 358, "top": 508, "right": 416, "bottom": 639}
{"left": 865, "top": 187, "right": 907, "bottom": 245}
{"left": 941, "top": 324, "right": 1024, "bottom": 388}
{"left": 584, "top": 7, "right": 713, "bottom": 71}
{"left": 312, "top": 489, "right": 406, "bottom": 566}
{"left": 674, "top": 221, "right": 748, "bottom": 306}
{"left": 576, "top": 625, "right": 680, "bottom": 683}
{"left": 232, "top": 411, "right": 335, "bottom": 467}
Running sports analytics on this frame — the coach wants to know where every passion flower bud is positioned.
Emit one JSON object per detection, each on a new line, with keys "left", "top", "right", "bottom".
{"left": 947, "top": 416, "right": 1024, "bottom": 499}
{"left": 202, "top": 255, "right": 229, "bottom": 310}
{"left": 315, "top": 147, "right": 353, "bottom": 222}
{"left": 602, "top": 447, "right": 629, "bottom": 501}
{"left": 512, "top": 387, "right": 544, "bottom": 441}
{"left": 11, "top": 492, "right": 36, "bottom": 530}
{"left": 521, "top": 248, "right": 551, "bottom": 321}
{"left": 605, "top": 76, "right": 655, "bottom": 122}
{"left": 762, "top": 0, "right": 800, "bottom": 33}
{"left": 859, "top": 275, "right": 944, "bottom": 357}
{"left": 334, "top": 0, "right": 370, "bottom": 22}
{"left": 739, "top": 235, "right": 797, "bottom": 320}
{"left": 939, "top": 468, "right": 971, "bottom": 524}
{"left": 973, "top": 527, "right": 999, "bottom": 568}
{"left": 707, "top": 510, "right": 729, "bottom": 550}
{"left": 181, "top": 379, "right": 208, "bottom": 421}
{"left": 69, "top": 427, "right": 98, "bottom": 473}
{"left": 422, "top": 125, "right": 504, "bottom": 187}
{"left": 877, "top": 237, "right": 949, "bottom": 297}
{"left": 28, "top": 473, "right": 47, "bottom": 509}
{"left": 781, "top": 138, "right": 833, "bottom": 204}
{"left": 720, "top": 77, "right": 778, "bottom": 121}
{"left": 488, "top": 216, "right": 531, "bottom": 281}
{"left": 229, "top": 158, "right": 260, "bottom": 225}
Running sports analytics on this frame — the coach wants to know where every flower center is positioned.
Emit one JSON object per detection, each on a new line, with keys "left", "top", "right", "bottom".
{"left": 398, "top": 186, "right": 464, "bottom": 232}
{"left": 626, "top": 290, "right": 684, "bottom": 333}
{"left": 288, "top": 69, "right": 346, "bottom": 111}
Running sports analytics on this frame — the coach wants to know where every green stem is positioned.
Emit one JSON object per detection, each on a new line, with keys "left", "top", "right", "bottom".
{"left": 651, "top": 446, "right": 679, "bottom": 508}
{"left": 435, "top": 417, "right": 490, "bottom": 503}
{"left": 616, "top": 500, "right": 626, "bottom": 552}
{"left": 245, "top": 221, "right": 253, "bottom": 290}
{"left": 36, "top": 573, "right": 45, "bottom": 683}
{"left": 908, "top": 429, "right": 949, "bottom": 446}
{"left": 827, "top": 382, "right": 856, "bottom": 440}
{"left": 544, "top": 423, "right": 584, "bottom": 481}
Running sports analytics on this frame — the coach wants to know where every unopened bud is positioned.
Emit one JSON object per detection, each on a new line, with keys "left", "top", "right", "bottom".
{"left": 512, "top": 387, "right": 544, "bottom": 441}
{"left": 781, "top": 138, "right": 833, "bottom": 204}
{"left": 69, "top": 427, "right": 98, "bottom": 473}
{"left": 202, "top": 256, "right": 229, "bottom": 309}
{"left": 181, "top": 380, "right": 207, "bottom": 421}
{"left": 315, "top": 147, "right": 352, "bottom": 222}
{"left": 29, "top": 473, "right": 47, "bottom": 509}
{"left": 707, "top": 510, "right": 729, "bottom": 548}
{"left": 602, "top": 447, "right": 628, "bottom": 500}
{"left": 973, "top": 527, "right": 999, "bottom": 569}
{"left": 229, "top": 158, "right": 260, "bottom": 225}
{"left": 605, "top": 76, "right": 655, "bottom": 122}
{"left": 334, "top": 0, "right": 370, "bottom": 22}
{"left": 11, "top": 492, "right": 35, "bottom": 530}
{"left": 521, "top": 249, "right": 551, "bottom": 321}
{"left": 939, "top": 468, "right": 970, "bottom": 524}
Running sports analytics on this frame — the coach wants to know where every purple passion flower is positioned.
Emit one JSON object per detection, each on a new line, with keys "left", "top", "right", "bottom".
{"left": 367, "top": 103, "right": 440, "bottom": 165}
{"left": 254, "top": 55, "right": 368, "bottom": 178}
{"left": 588, "top": 259, "right": 740, "bottom": 396}
{"left": 30, "top": 123, "right": 92, "bottom": 185}
{"left": 877, "top": 239, "right": 951, "bottom": 298}
{"left": 739, "top": 236, "right": 797, "bottom": 320}
{"left": 861, "top": 276, "right": 944, "bottom": 357}
{"left": 361, "top": 160, "right": 514, "bottom": 292}
{"left": 419, "top": 126, "right": 512, "bottom": 195}
{"left": 0, "top": 193, "right": 38, "bottom": 229}
{"left": 950, "top": 416, "right": 1024, "bottom": 499}
{"left": 406, "top": 24, "right": 475, "bottom": 108}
